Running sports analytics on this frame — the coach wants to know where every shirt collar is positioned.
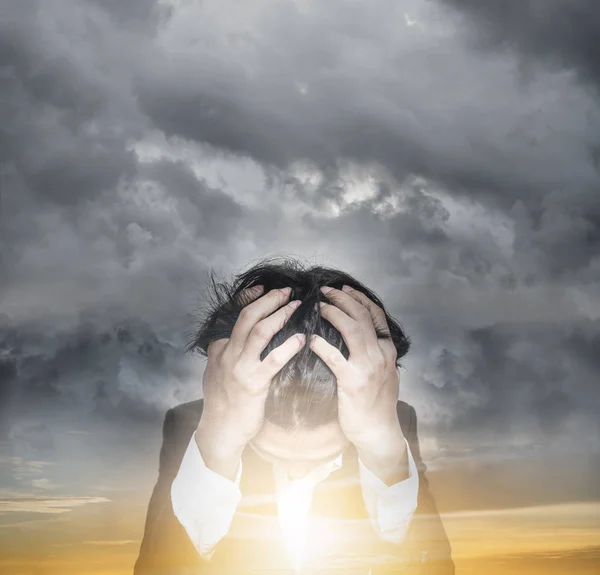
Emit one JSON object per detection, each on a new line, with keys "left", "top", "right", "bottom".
{"left": 273, "top": 452, "right": 344, "bottom": 492}
{"left": 331, "top": 452, "right": 343, "bottom": 471}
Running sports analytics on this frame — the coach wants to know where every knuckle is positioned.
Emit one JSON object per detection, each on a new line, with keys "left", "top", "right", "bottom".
{"left": 373, "top": 349, "right": 386, "bottom": 366}
{"left": 237, "top": 306, "right": 251, "bottom": 321}
{"left": 252, "top": 322, "right": 273, "bottom": 340}
{"left": 374, "top": 308, "right": 386, "bottom": 321}
{"left": 354, "top": 291, "right": 367, "bottom": 302}
{"left": 271, "top": 287, "right": 288, "bottom": 300}
{"left": 353, "top": 293, "right": 370, "bottom": 308}
{"left": 218, "top": 344, "right": 233, "bottom": 363}
{"left": 354, "top": 379, "right": 369, "bottom": 392}
{"left": 269, "top": 345, "right": 287, "bottom": 362}
{"left": 358, "top": 307, "right": 371, "bottom": 321}
{"left": 381, "top": 341, "right": 398, "bottom": 362}
{"left": 237, "top": 286, "right": 258, "bottom": 301}
{"left": 364, "top": 364, "right": 377, "bottom": 378}
{"left": 231, "top": 363, "right": 247, "bottom": 382}
{"left": 324, "top": 291, "right": 338, "bottom": 303}
{"left": 326, "top": 350, "right": 340, "bottom": 365}
{"left": 241, "top": 377, "right": 263, "bottom": 393}
{"left": 348, "top": 323, "right": 362, "bottom": 338}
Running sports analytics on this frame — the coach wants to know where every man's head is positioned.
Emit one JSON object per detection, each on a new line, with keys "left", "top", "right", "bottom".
{"left": 187, "top": 256, "right": 410, "bottom": 477}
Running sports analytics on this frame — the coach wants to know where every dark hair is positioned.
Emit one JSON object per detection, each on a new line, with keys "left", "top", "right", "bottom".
{"left": 186, "top": 256, "right": 410, "bottom": 430}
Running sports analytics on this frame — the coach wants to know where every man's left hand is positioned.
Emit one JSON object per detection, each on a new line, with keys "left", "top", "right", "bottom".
{"left": 309, "top": 285, "right": 408, "bottom": 485}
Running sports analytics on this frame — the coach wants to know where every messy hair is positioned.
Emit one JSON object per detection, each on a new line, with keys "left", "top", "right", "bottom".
{"left": 186, "top": 256, "right": 410, "bottom": 430}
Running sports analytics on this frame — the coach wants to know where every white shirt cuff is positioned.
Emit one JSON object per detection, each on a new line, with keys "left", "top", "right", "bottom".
{"left": 170, "top": 433, "right": 243, "bottom": 560}
{"left": 358, "top": 438, "right": 419, "bottom": 544}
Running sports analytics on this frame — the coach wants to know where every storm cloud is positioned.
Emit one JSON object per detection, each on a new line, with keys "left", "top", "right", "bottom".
{"left": 0, "top": 0, "right": 598, "bottom": 513}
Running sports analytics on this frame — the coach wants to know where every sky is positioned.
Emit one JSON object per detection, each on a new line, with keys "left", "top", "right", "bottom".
{"left": 0, "top": 0, "right": 599, "bottom": 573}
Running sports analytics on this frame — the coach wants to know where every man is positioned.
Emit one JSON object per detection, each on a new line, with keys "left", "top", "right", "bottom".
{"left": 135, "top": 259, "right": 453, "bottom": 574}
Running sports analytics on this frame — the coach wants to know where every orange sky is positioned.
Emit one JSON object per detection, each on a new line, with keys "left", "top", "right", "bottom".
{"left": 2, "top": 469, "right": 598, "bottom": 575}
{"left": 3, "top": 0, "right": 600, "bottom": 570}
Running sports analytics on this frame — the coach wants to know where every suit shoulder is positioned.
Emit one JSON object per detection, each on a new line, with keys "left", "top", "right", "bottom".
{"left": 170, "top": 397, "right": 204, "bottom": 415}
{"left": 396, "top": 399, "right": 414, "bottom": 421}
{"left": 396, "top": 399, "right": 416, "bottom": 437}
{"left": 168, "top": 398, "right": 204, "bottom": 431}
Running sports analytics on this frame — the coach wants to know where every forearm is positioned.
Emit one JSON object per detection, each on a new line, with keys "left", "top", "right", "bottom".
{"left": 170, "top": 432, "right": 243, "bottom": 561}
{"left": 194, "top": 426, "right": 245, "bottom": 482}
{"left": 356, "top": 423, "right": 409, "bottom": 486}
{"left": 135, "top": 407, "right": 244, "bottom": 573}
{"left": 356, "top": 404, "right": 454, "bottom": 573}
{"left": 358, "top": 434, "right": 419, "bottom": 549}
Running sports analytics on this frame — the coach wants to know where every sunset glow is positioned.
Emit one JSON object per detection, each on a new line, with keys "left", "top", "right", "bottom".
{"left": 2, "top": 0, "right": 599, "bottom": 573}
{"left": 1, "top": 470, "right": 598, "bottom": 574}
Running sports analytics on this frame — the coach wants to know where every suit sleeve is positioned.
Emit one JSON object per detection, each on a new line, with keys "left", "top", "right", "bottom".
{"left": 170, "top": 433, "right": 243, "bottom": 560}
{"left": 133, "top": 408, "right": 205, "bottom": 574}
{"left": 399, "top": 405, "right": 455, "bottom": 575}
{"left": 357, "top": 437, "right": 419, "bottom": 543}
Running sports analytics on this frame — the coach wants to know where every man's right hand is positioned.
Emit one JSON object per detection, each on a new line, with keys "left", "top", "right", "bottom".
{"left": 195, "top": 285, "right": 305, "bottom": 481}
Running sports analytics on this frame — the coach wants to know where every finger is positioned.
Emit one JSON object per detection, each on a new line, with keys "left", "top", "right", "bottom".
{"left": 207, "top": 338, "right": 228, "bottom": 363}
{"left": 228, "top": 287, "right": 292, "bottom": 357}
{"left": 317, "top": 301, "right": 369, "bottom": 359}
{"left": 233, "top": 284, "right": 265, "bottom": 306}
{"left": 320, "top": 287, "right": 379, "bottom": 349}
{"left": 341, "top": 285, "right": 391, "bottom": 337}
{"left": 211, "top": 286, "right": 263, "bottom": 358}
{"left": 257, "top": 333, "right": 306, "bottom": 381}
{"left": 239, "top": 298, "right": 301, "bottom": 363}
{"left": 308, "top": 334, "right": 347, "bottom": 380}
{"left": 341, "top": 285, "right": 397, "bottom": 363}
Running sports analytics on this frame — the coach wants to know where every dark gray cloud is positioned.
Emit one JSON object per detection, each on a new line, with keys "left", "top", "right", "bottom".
{"left": 437, "top": 0, "right": 600, "bottom": 89}
{"left": 135, "top": 1, "right": 600, "bottom": 204}
{"left": 0, "top": 0, "right": 599, "bottom": 510}
{"left": 88, "top": 0, "right": 172, "bottom": 30}
{"left": 0, "top": 3, "right": 139, "bottom": 206}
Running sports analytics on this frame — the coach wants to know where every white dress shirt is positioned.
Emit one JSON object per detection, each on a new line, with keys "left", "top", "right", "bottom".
{"left": 171, "top": 435, "right": 419, "bottom": 571}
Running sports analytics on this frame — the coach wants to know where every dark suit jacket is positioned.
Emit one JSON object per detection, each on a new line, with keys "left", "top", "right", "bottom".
{"left": 134, "top": 399, "right": 454, "bottom": 575}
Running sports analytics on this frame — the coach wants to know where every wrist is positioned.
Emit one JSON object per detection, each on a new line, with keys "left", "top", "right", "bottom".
{"left": 355, "top": 425, "right": 408, "bottom": 486}
{"left": 354, "top": 416, "right": 404, "bottom": 455}
{"left": 195, "top": 425, "right": 246, "bottom": 482}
